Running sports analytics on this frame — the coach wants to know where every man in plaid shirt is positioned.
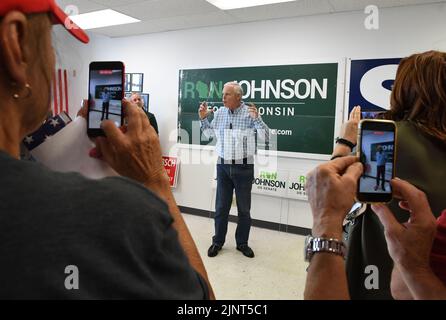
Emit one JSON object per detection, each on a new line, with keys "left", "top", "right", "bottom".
{"left": 199, "top": 82, "right": 270, "bottom": 258}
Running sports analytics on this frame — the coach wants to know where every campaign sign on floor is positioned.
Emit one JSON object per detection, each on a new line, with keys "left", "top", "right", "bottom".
{"left": 178, "top": 63, "right": 339, "bottom": 155}
{"left": 347, "top": 58, "right": 401, "bottom": 116}
{"left": 286, "top": 171, "right": 308, "bottom": 201}
{"left": 252, "top": 169, "right": 289, "bottom": 198}
{"left": 251, "top": 168, "right": 308, "bottom": 201}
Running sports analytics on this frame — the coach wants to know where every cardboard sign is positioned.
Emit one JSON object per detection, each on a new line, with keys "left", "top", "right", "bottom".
{"left": 163, "top": 156, "right": 179, "bottom": 188}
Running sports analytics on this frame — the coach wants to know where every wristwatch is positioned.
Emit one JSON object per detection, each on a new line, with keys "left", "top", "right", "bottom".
{"left": 335, "top": 137, "right": 356, "bottom": 151}
{"left": 304, "top": 235, "right": 347, "bottom": 262}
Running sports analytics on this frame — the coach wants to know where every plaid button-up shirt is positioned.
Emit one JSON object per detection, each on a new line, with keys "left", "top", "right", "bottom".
{"left": 200, "top": 103, "right": 270, "bottom": 160}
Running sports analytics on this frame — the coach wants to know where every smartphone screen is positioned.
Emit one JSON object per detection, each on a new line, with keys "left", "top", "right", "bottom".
{"left": 357, "top": 120, "right": 396, "bottom": 203}
{"left": 88, "top": 61, "right": 124, "bottom": 137}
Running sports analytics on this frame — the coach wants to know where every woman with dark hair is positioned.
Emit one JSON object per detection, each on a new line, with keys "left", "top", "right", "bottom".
{"left": 331, "top": 51, "right": 446, "bottom": 299}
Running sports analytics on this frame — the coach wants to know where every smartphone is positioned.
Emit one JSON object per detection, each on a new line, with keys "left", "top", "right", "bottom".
{"left": 356, "top": 119, "right": 397, "bottom": 203}
{"left": 87, "top": 61, "right": 125, "bottom": 137}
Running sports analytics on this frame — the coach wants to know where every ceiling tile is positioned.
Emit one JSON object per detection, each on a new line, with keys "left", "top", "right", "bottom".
{"left": 92, "top": 20, "right": 160, "bottom": 37}
{"left": 328, "top": 0, "right": 446, "bottom": 11}
{"left": 91, "top": 0, "right": 149, "bottom": 6}
{"left": 225, "top": 0, "right": 334, "bottom": 21}
{"left": 152, "top": 11, "right": 239, "bottom": 31}
{"left": 59, "top": 0, "right": 446, "bottom": 38}
{"left": 94, "top": 11, "right": 238, "bottom": 37}
{"left": 55, "top": 0, "right": 107, "bottom": 14}
{"left": 112, "top": 0, "right": 219, "bottom": 20}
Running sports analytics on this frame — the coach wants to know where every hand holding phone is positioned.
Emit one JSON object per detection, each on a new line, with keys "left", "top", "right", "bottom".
{"left": 306, "top": 156, "right": 363, "bottom": 238}
{"left": 87, "top": 61, "right": 125, "bottom": 137}
{"left": 93, "top": 100, "right": 166, "bottom": 187}
{"left": 357, "top": 119, "right": 397, "bottom": 203}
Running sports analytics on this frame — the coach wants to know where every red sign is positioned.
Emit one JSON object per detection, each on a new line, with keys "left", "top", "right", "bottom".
{"left": 163, "top": 156, "right": 179, "bottom": 188}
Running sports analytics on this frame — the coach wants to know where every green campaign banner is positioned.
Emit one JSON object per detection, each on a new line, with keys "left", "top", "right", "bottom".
{"left": 178, "top": 63, "right": 339, "bottom": 155}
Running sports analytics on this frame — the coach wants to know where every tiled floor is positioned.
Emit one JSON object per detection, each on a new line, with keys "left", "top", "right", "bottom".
{"left": 183, "top": 213, "right": 308, "bottom": 300}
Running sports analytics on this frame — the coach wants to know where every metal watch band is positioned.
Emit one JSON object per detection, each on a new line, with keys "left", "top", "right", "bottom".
{"left": 304, "top": 236, "right": 347, "bottom": 262}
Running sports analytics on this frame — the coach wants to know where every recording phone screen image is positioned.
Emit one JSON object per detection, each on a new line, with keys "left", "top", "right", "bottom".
{"left": 88, "top": 69, "right": 123, "bottom": 129}
{"left": 359, "top": 130, "right": 395, "bottom": 194}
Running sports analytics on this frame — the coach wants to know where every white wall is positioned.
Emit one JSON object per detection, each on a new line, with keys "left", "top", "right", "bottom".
{"left": 57, "top": 3, "right": 446, "bottom": 229}
{"left": 52, "top": 26, "right": 96, "bottom": 115}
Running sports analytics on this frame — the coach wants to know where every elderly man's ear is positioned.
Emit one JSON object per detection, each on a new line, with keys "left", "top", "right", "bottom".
{"left": 0, "top": 11, "right": 29, "bottom": 86}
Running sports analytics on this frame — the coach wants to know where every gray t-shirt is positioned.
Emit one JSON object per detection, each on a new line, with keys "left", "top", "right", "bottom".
{"left": 0, "top": 151, "right": 208, "bottom": 299}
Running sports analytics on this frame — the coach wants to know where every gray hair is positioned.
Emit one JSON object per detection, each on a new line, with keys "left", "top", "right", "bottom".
{"left": 224, "top": 81, "right": 244, "bottom": 97}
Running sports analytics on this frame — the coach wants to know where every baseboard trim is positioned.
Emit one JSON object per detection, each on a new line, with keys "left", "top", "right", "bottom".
{"left": 179, "top": 206, "right": 311, "bottom": 236}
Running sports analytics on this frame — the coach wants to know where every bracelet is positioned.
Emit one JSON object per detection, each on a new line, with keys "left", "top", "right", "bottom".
{"left": 330, "top": 154, "right": 344, "bottom": 160}
{"left": 304, "top": 235, "right": 347, "bottom": 263}
{"left": 335, "top": 137, "right": 356, "bottom": 150}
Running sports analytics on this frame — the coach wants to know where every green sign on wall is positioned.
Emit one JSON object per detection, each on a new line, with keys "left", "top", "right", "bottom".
{"left": 178, "top": 63, "right": 338, "bottom": 155}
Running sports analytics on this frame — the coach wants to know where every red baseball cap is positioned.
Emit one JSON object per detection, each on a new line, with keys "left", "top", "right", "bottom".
{"left": 0, "top": 0, "right": 89, "bottom": 44}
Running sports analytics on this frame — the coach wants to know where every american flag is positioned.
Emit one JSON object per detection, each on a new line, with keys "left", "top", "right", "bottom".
{"left": 23, "top": 112, "right": 72, "bottom": 151}
{"left": 21, "top": 68, "right": 72, "bottom": 158}
{"left": 51, "top": 68, "right": 70, "bottom": 116}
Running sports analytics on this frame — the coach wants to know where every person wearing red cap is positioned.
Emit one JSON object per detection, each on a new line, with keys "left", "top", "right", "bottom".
{"left": 0, "top": 0, "right": 214, "bottom": 299}
{"left": 0, "top": 0, "right": 89, "bottom": 43}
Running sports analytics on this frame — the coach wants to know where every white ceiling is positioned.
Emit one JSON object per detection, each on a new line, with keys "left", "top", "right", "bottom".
{"left": 56, "top": 0, "right": 446, "bottom": 38}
